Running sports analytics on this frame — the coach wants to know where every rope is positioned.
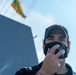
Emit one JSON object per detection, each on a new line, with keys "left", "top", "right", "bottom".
{"left": 0, "top": 0, "right": 9, "bottom": 13}
{"left": 21, "top": 0, "right": 37, "bottom": 23}
{"left": 25, "top": 0, "right": 37, "bottom": 16}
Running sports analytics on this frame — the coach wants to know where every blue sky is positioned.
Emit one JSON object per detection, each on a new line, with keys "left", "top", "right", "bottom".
{"left": 0, "top": 0, "right": 76, "bottom": 71}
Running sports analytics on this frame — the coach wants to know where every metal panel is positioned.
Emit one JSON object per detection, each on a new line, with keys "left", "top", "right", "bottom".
{"left": 0, "top": 15, "right": 38, "bottom": 75}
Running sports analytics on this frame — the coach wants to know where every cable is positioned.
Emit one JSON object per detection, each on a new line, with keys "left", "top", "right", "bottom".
{"left": 21, "top": 0, "right": 37, "bottom": 23}
{"left": 0, "top": 0, "right": 9, "bottom": 13}
{"left": 25, "top": 0, "right": 37, "bottom": 16}
{"left": 3, "top": 5, "right": 10, "bottom": 15}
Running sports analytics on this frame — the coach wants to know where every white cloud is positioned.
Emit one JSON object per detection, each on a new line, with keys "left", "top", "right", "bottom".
{"left": 24, "top": 10, "right": 56, "bottom": 37}
{"left": 24, "top": 10, "right": 56, "bottom": 62}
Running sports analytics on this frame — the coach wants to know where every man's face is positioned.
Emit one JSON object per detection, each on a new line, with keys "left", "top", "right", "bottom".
{"left": 43, "top": 29, "right": 70, "bottom": 57}
{"left": 45, "top": 29, "right": 68, "bottom": 46}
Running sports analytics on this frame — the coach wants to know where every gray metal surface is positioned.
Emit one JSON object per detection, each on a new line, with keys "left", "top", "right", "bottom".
{"left": 0, "top": 15, "right": 38, "bottom": 75}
